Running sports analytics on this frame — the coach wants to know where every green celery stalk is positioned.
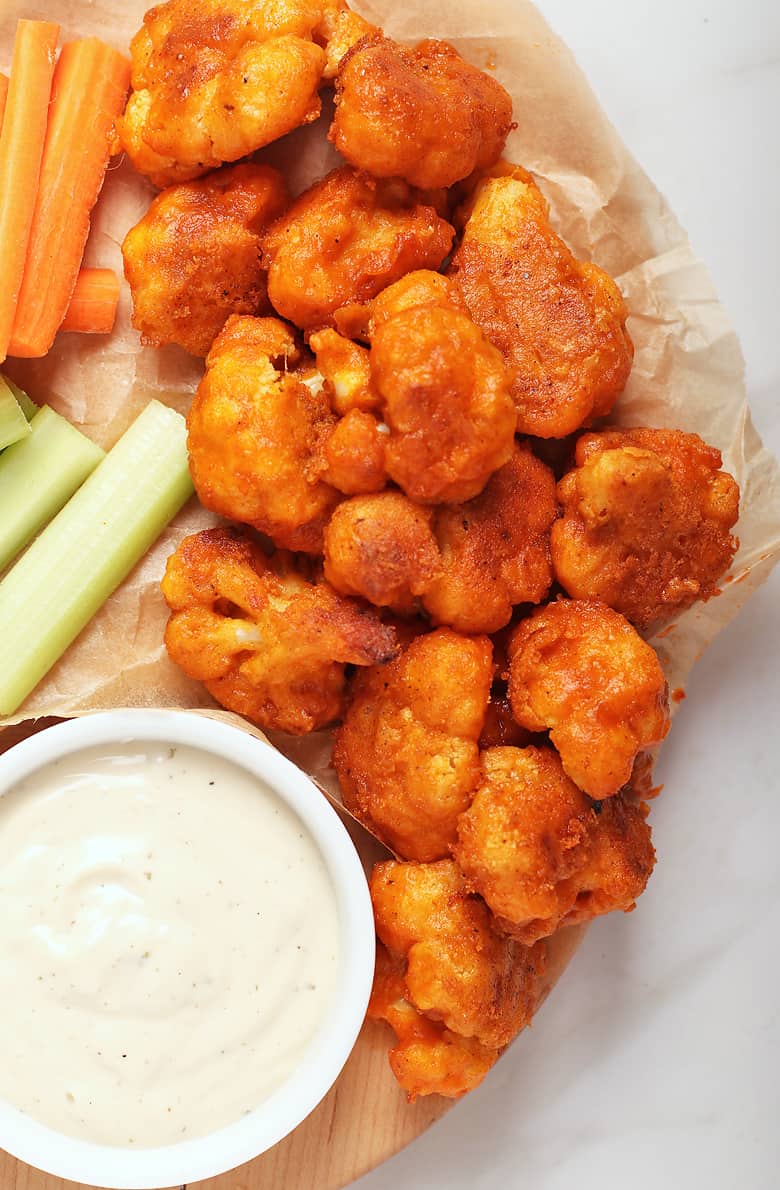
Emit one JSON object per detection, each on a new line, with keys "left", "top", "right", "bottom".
{"left": 0, "top": 406, "right": 105, "bottom": 573}
{"left": 0, "top": 399, "right": 194, "bottom": 716}
{"left": 1, "top": 375, "right": 38, "bottom": 422}
{"left": 0, "top": 376, "right": 32, "bottom": 450}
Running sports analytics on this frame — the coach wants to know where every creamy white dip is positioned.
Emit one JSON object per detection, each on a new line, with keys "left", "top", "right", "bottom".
{"left": 0, "top": 741, "right": 340, "bottom": 1147}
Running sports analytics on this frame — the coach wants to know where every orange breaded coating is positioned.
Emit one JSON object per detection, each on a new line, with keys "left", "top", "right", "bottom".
{"left": 422, "top": 442, "right": 557, "bottom": 633}
{"left": 336, "top": 268, "right": 462, "bottom": 343}
{"left": 117, "top": 0, "right": 373, "bottom": 187}
{"left": 368, "top": 860, "right": 546, "bottom": 1097}
{"left": 122, "top": 163, "right": 288, "bottom": 357}
{"left": 552, "top": 428, "right": 740, "bottom": 627}
{"left": 309, "top": 328, "right": 381, "bottom": 415}
{"left": 260, "top": 168, "right": 454, "bottom": 330}
{"left": 455, "top": 745, "right": 654, "bottom": 943}
{"left": 369, "top": 943, "right": 499, "bottom": 1100}
{"left": 317, "top": 0, "right": 377, "bottom": 78}
{"left": 555, "top": 794, "right": 656, "bottom": 931}
{"left": 332, "top": 629, "right": 492, "bottom": 860}
{"left": 369, "top": 274, "right": 516, "bottom": 504}
{"left": 449, "top": 166, "right": 633, "bottom": 438}
{"left": 321, "top": 409, "right": 387, "bottom": 495}
{"left": 187, "top": 315, "right": 339, "bottom": 553}
{"left": 323, "top": 491, "right": 440, "bottom": 612}
{"left": 162, "top": 527, "right": 397, "bottom": 734}
{"left": 508, "top": 600, "right": 670, "bottom": 799}
{"left": 330, "top": 35, "right": 514, "bottom": 190}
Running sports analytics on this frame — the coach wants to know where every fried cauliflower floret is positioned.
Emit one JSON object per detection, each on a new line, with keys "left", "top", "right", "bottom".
{"left": 455, "top": 745, "right": 655, "bottom": 943}
{"left": 161, "top": 527, "right": 397, "bottom": 733}
{"left": 323, "top": 491, "right": 440, "bottom": 613}
{"left": 551, "top": 428, "right": 741, "bottom": 627}
{"left": 368, "top": 269, "right": 462, "bottom": 328}
{"left": 369, "top": 944, "right": 500, "bottom": 1100}
{"left": 422, "top": 443, "right": 557, "bottom": 633}
{"left": 321, "top": 409, "right": 387, "bottom": 494}
{"left": 187, "top": 315, "right": 340, "bottom": 553}
{"left": 368, "top": 859, "right": 546, "bottom": 1097}
{"left": 448, "top": 166, "right": 633, "bottom": 438}
{"left": 317, "top": 0, "right": 377, "bottom": 78}
{"left": 122, "top": 164, "right": 287, "bottom": 357}
{"left": 336, "top": 268, "right": 461, "bottom": 342}
{"left": 508, "top": 600, "right": 670, "bottom": 799}
{"left": 369, "top": 274, "right": 516, "bottom": 504}
{"left": 332, "top": 629, "right": 492, "bottom": 860}
{"left": 330, "top": 34, "right": 514, "bottom": 190}
{"left": 260, "top": 168, "right": 454, "bottom": 330}
{"left": 556, "top": 794, "right": 656, "bottom": 931}
{"left": 117, "top": 0, "right": 372, "bottom": 187}
{"left": 309, "top": 328, "right": 381, "bottom": 414}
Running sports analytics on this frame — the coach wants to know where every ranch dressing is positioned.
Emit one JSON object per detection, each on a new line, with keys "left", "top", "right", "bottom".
{"left": 0, "top": 742, "right": 340, "bottom": 1147}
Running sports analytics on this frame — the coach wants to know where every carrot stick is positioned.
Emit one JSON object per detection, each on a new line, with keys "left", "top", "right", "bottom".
{"left": 0, "top": 21, "right": 60, "bottom": 363}
{"left": 8, "top": 38, "right": 130, "bottom": 359}
{"left": 59, "top": 268, "right": 120, "bottom": 335}
{"left": 0, "top": 73, "right": 9, "bottom": 133}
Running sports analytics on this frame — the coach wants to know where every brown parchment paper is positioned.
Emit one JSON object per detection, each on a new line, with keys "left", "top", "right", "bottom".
{"left": 0, "top": 0, "right": 778, "bottom": 770}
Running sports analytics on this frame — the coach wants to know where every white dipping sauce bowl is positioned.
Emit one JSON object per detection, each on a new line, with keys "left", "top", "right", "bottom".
{"left": 0, "top": 710, "right": 376, "bottom": 1188}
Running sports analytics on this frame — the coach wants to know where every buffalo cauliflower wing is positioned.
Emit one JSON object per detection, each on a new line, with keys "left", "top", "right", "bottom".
{"left": 330, "top": 34, "right": 514, "bottom": 190}
{"left": 508, "top": 600, "right": 670, "bottom": 799}
{"left": 368, "top": 859, "right": 546, "bottom": 1098}
{"left": 122, "top": 163, "right": 288, "bottom": 357}
{"left": 357, "top": 267, "right": 462, "bottom": 337}
{"left": 309, "top": 327, "right": 381, "bottom": 415}
{"left": 321, "top": 409, "right": 387, "bottom": 494}
{"left": 370, "top": 944, "right": 499, "bottom": 1099}
{"left": 332, "top": 628, "right": 492, "bottom": 860}
{"left": 551, "top": 427, "right": 740, "bottom": 627}
{"left": 323, "top": 490, "right": 440, "bottom": 612}
{"left": 454, "top": 745, "right": 655, "bottom": 943}
{"left": 555, "top": 793, "right": 656, "bottom": 931}
{"left": 448, "top": 164, "right": 633, "bottom": 438}
{"left": 187, "top": 315, "right": 340, "bottom": 553}
{"left": 260, "top": 168, "right": 454, "bottom": 330}
{"left": 161, "top": 527, "right": 397, "bottom": 733}
{"left": 369, "top": 273, "right": 516, "bottom": 503}
{"left": 422, "top": 442, "right": 557, "bottom": 633}
{"left": 309, "top": 327, "right": 387, "bottom": 492}
{"left": 117, "top": 0, "right": 372, "bottom": 187}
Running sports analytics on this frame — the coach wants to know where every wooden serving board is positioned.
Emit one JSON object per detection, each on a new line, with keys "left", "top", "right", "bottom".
{"left": 0, "top": 722, "right": 583, "bottom": 1190}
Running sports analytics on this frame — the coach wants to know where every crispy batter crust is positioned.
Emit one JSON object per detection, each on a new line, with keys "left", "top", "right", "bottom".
{"left": 423, "top": 442, "right": 557, "bottom": 633}
{"left": 331, "top": 34, "right": 514, "bottom": 189}
{"left": 368, "top": 860, "right": 546, "bottom": 1098}
{"left": 455, "top": 746, "right": 655, "bottom": 943}
{"left": 333, "top": 629, "right": 492, "bottom": 860}
{"left": 552, "top": 428, "right": 740, "bottom": 626}
{"left": 449, "top": 166, "right": 633, "bottom": 438}
{"left": 162, "top": 526, "right": 397, "bottom": 733}
{"left": 122, "top": 163, "right": 288, "bottom": 356}
{"left": 261, "top": 168, "right": 454, "bottom": 331}
{"left": 323, "top": 491, "right": 440, "bottom": 612}
{"left": 118, "top": 0, "right": 373, "bottom": 186}
{"left": 187, "top": 315, "right": 340, "bottom": 553}
{"left": 508, "top": 600, "right": 670, "bottom": 798}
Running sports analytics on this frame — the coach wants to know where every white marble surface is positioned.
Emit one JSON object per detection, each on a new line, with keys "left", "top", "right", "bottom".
{"left": 355, "top": 2, "right": 780, "bottom": 1187}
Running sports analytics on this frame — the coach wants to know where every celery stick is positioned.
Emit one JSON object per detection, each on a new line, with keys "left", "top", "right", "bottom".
{"left": 0, "top": 376, "right": 32, "bottom": 450}
{"left": 1, "top": 375, "right": 38, "bottom": 422}
{"left": 0, "top": 406, "right": 105, "bottom": 572}
{"left": 0, "top": 400, "right": 194, "bottom": 715}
